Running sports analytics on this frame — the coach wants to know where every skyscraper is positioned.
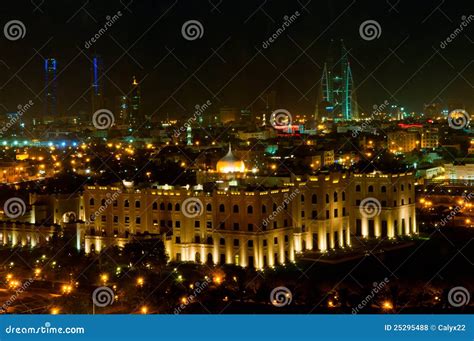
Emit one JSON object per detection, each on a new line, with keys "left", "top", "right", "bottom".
{"left": 129, "top": 76, "right": 141, "bottom": 126}
{"left": 316, "top": 40, "right": 358, "bottom": 121}
{"left": 91, "top": 55, "right": 104, "bottom": 114}
{"left": 116, "top": 95, "right": 129, "bottom": 125}
{"left": 44, "top": 58, "right": 58, "bottom": 117}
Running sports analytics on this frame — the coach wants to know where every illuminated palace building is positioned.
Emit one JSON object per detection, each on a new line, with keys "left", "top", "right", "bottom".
{"left": 28, "top": 148, "right": 416, "bottom": 269}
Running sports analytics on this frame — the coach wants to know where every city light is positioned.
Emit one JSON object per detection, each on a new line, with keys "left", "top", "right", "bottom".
{"left": 100, "top": 274, "right": 109, "bottom": 284}
{"left": 382, "top": 301, "right": 393, "bottom": 310}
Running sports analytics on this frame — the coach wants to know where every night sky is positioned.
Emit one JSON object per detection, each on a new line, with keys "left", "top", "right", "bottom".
{"left": 0, "top": 0, "right": 473, "bottom": 118}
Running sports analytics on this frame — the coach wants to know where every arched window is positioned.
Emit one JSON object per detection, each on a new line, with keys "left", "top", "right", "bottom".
{"left": 152, "top": 202, "right": 158, "bottom": 210}
{"left": 219, "top": 204, "right": 225, "bottom": 212}
{"left": 333, "top": 192, "right": 338, "bottom": 202}
{"left": 273, "top": 203, "right": 277, "bottom": 211}
{"left": 356, "top": 184, "right": 361, "bottom": 192}
{"left": 89, "top": 198, "right": 95, "bottom": 206}
{"left": 206, "top": 203, "right": 212, "bottom": 212}
{"left": 124, "top": 200, "right": 130, "bottom": 208}
{"left": 262, "top": 205, "right": 267, "bottom": 213}
{"left": 381, "top": 186, "right": 386, "bottom": 193}
{"left": 135, "top": 201, "right": 140, "bottom": 208}
{"left": 175, "top": 203, "right": 180, "bottom": 211}
{"left": 301, "top": 195, "right": 305, "bottom": 202}
{"left": 325, "top": 194, "right": 329, "bottom": 203}
{"left": 342, "top": 192, "right": 346, "bottom": 201}
{"left": 401, "top": 184, "right": 405, "bottom": 191}
{"left": 160, "top": 202, "right": 165, "bottom": 210}
{"left": 368, "top": 185, "right": 374, "bottom": 193}
{"left": 207, "top": 236, "right": 213, "bottom": 244}
{"left": 247, "top": 205, "right": 253, "bottom": 214}
{"left": 312, "top": 194, "right": 317, "bottom": 204}
{"left": 101, "top": 199, "right": 106, "bottom": 206}
{"left": 233, "top": 205, "right": 239, "bottom": 213}
{"left": 167, "top": 203, "right": 172, "bottom": 211}
{"left": 220, "top": 238, "right": 225, "bottom": 245}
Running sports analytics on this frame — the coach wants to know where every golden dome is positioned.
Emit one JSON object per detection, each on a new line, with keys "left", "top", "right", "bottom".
{"left": 216, "top": 144, "right": 245, "bottom": 173}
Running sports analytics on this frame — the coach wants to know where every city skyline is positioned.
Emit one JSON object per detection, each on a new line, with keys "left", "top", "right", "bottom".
{"left": 0, "top": 0, "right": 472, "bottom": 324}
{"left": 0, "top": 0, "right": 472, "bottom": 119}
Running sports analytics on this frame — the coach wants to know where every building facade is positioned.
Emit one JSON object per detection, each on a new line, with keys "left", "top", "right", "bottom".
{"left": 23, "top": 171, "right": 415, "bottom": 270}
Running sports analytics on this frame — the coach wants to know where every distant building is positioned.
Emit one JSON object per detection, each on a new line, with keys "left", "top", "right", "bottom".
{"left": 444, "top": 163, "right": 474, "bottom": 180}
{"left": 219, "top": 107, "right": 238, "bottom": 124}
{"left": 387, "top": 131, "right": 419, "bottom": 153}
{"left": 316, "top": 40, "right": 358, "bottom": 121}
{"left": 237, "top": 129, "right": 275, "bottom": 140}
{"left": 116, "top": 95, "right": 129, "bottom": 125}
{"left": 91, "top": 55, "right": 104, "bottom": 114}
{"left": 129, "top": 76, "right": 141, "bottom": 126}
{"left": 44, "top": 58, "right": 58, "bottom": 116}
{"left": 420, "top": 128, "right": 439, "bottom": 149}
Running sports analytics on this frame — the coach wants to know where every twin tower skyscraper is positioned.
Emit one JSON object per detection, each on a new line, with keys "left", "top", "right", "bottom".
{"left": 315, "top": 40, "right": 358, "bottom": 121}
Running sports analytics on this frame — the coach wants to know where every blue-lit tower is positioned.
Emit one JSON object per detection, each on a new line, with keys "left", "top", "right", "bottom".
{"left": 91, "top": 55, "right": 104, "bottom": 113}
{"left": 44, "top": 58, "right": 58, "bottom": 117}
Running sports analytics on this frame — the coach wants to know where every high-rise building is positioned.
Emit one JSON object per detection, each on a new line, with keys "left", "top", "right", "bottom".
{"left": 91, "top": 55, "right": 104, "bottom": 114}
{"left": 129, "top": 76, "right": 141, "bottom": 126}
{"left": 116, "top": 95, "right": 128, "bottom": 125}
{"left": 44, "top": 58, "right": 58, "bottom": 117}
{"left": 316, "top": 40, "right": 358, "bottom": 121}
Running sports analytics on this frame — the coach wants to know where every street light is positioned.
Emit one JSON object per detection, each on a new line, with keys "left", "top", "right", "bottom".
{"left": 100, "top": 273, "right": 109, "bottom": 284}
{"left": 382, "top": 300, "right": 393, "bottom": 310}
